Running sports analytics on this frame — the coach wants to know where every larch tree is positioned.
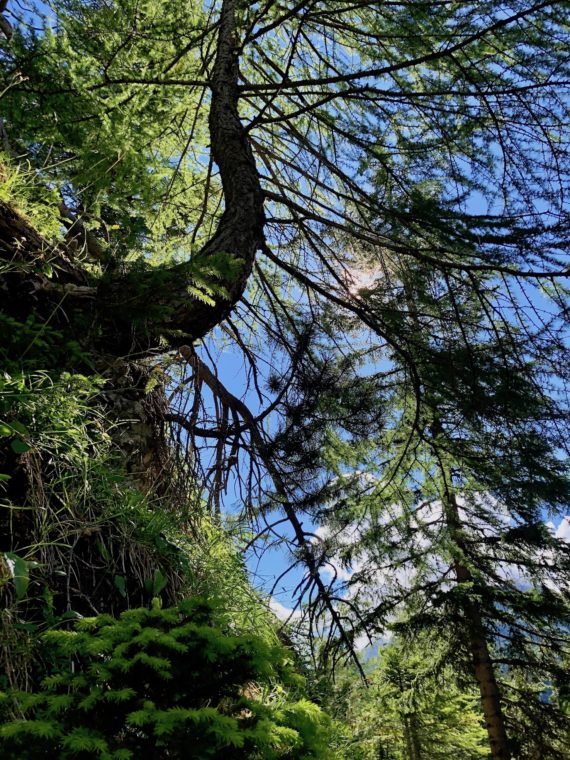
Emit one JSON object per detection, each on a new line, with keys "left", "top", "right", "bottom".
{"left": 1, "top": 1, "right": 570, "bottom": 758}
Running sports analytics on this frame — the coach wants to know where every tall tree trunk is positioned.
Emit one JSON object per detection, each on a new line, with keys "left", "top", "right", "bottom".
{"left": 401, "top": 713, "right": 422, "bottom": 760}
{"left": 401, "top": 285, "right": 510, "bottom": 759}
{"left": 402, "top": 714, "right": 415, "bottom": 760}
{"left": 97, "top": 0, "right": 265, "bottom": 352}
{"left": 0, "top": 0, "right": 265, "bottom": 621}
{"left": 444, "top": 490, "right": 511, "bottom": 760}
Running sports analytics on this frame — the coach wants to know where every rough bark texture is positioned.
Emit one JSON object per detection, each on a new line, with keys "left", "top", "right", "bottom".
{"left": 0, "top": 199, "right": 94, "bottom": 357}
{"left": 0, "top": 0, "right": 263, "bottom": 626}
{"left": 173, "top": 0, "right": 265, "bottom": 339}
{"left": 462, "top": 599, "right": 511, "bottom": 760}
{"left": 99, "top": 359, "right": 172, "bottom": 491}
{"left": 402, "top": 713, "right": 422, "bottom": 760}
{"left": 96, "top": 0, "right": 264, "bottom": 354}
{"left": 0, "top": 0, "right": 263, "bottom": 510}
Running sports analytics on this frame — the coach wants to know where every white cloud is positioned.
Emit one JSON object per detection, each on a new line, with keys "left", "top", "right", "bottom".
{"left": 274, "top": 504, "right": 570, "bottom": 655}
{"left": 269, "top": 598, "right": 302, "bottom": 623}
{"left": 555, "top": 516, "right": 570, "bottom": 541}
{"left": 315, "top": 494, "right": 570, "bottom": 613}
{"left": 353, "top": 631, "right": 374, "bottom": 651}
{"left": 344, "top": 265, "right": 384, "bottom": 296}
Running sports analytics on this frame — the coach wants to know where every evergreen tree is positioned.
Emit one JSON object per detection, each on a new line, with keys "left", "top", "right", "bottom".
{"left": 328, "top": 635, "right": 489, "bottom": 760}
{"left": 0, "top": 597, "right": 332, "bottom": 759}
{"left": 1, "top": 2, "right": 570, "bottom": 757}
{"left": 308, "top": 261, "right": 570, "bottom": 758}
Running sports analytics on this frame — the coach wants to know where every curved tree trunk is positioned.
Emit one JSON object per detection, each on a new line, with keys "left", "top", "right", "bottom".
{"left": 98, "top": 0, "right": 265, "bottom": 352}
{"left": 0, "top": 0, "right": 264, "bottom": 501}
{"left": 0, "top": 0, "right": 263, "bottom": 491}
{"left": 1, "top": 0, "right": 264, "bottom": 357}
{"left": 140, "top": 0, "right": 265, "bottom": 349}
{"left": 0, "top": 0, "right": 264, "bottom": 620}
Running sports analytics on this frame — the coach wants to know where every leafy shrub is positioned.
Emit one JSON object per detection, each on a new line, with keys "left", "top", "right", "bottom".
{"left": 0, "top": 597, "right": 331, "bottom": 759}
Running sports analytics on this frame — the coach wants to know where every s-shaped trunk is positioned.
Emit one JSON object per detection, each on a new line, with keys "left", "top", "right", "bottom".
{"left": 99, "top": 0, "right": 265, "bottom": 353}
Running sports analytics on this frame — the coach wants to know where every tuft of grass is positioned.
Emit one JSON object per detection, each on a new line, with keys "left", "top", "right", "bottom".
{"left": 0, "top": 153, "right": 63, "bottom": 242}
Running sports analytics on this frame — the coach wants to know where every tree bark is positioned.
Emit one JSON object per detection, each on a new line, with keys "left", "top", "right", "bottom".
{"left": 1, "top": 0, "right": 264, "bottom": 357}
{"left": 96, "top": 0, "right": 264, "bottom": 353}
{"left": 445, "top": 492, "right": 511, "bottom": 760}
{"left": 399, "top": 291, "right": 510, "bottom": 760}
{"left": 402, "top": 713, "right": 422, "bottom": 760}
{"left": 0, "top": 0, "right": 265, "bottom": 624}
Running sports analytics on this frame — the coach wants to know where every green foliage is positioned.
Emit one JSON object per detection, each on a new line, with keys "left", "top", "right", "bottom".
{"left": 1, "top": 553, "right": 39, "bottom": 601}
{"left": 0, "top": 370, "right": 108, "bottom": 466}
{"left": 0, "top": 312, "right": 92, "bottom": 373}
{"left": 0, "top": 598, "right": 331, "bottom": 759}
{"left": 0, "top": 353, "right": 336, "bottom": 760}
{"left": 327, "top": 636, "right": 489, "bottom": 760}
{"left": 98, "top": 251, "right": 244, "bottom": 337}
{"left": 2, "top": 2, "right": 570, "bottom": 757}
{"left": 0, "top": 363, "right": 180, "bottom": 621}
{"left": 1, "top": 0, "right": 213, "bottom": 263}
{"left": 0, "top": 155, "right": 62, "bottom": 241}
{"left": 0, "top": 341, "right": 285, "bottom": 635}
{"left": 300, "top": 278, "right": 570, "bottom": 754}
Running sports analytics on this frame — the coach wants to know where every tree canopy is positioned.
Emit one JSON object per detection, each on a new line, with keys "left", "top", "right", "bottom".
{"left": 1, "top": 0, "right": 570, "bottom": 757}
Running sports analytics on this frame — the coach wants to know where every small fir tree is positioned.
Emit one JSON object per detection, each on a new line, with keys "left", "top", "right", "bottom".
{"left": 0, "top": 597, "right": 332, "bottom": 759}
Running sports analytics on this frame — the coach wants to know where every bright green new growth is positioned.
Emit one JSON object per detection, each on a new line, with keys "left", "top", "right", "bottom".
{"left": 2, "top": 0, "right": 213, "bottom": 264}
{"left": 0, "top": 320, "right": 332, "bottom": 757}
{"left": 327, "top": 636, "right": 489, "bottom": 760}
{"left": 0, "top": 156, "right": 62, "bottom": 241}
{"left": 0, "top": 597, "right": 331, "bottom": 759}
